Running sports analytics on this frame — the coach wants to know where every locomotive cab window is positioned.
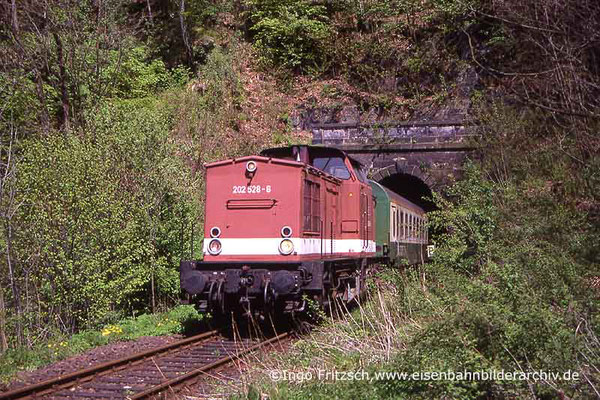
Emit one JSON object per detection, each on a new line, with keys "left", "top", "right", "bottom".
{"left": 351, "top": 160, "right": 368, "bottom": 183}
{"left": 312, "top": 156, "right": 351, "bottom": 180}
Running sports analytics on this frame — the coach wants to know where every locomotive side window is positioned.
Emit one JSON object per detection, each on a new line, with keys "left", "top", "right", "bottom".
{"left": 303, "top": 180, "right": 321, "bottom": 233}
{"left": 312, "top": 156, "right": 351, "bottom": 180}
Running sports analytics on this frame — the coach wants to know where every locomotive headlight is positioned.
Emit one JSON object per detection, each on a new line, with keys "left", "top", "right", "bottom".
{"left": 278, "top": 239, "right": 294, "bottom": 255}
{"left": 281, "top": 226, "right": 292, "bottom": 238}
{"left": 246, "top": 161, "right": 257, "bottom": 173}
{"left": 210, "top": 226, "right": 221, "bottom": 238}
{"left": 208, "top": 239, "right": 222, "bottom": 255}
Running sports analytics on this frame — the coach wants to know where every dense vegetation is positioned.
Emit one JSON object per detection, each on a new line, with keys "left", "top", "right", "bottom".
{"left": 1, "top": 0, "right": 598, "bottom": 397}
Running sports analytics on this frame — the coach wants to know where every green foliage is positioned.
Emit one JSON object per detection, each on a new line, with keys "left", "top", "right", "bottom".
{"left": 428, "top": 165, "right": 497, "bottom": 276}
{"left": 107, "top": 304, "right": 202, "bottom": 339}
{"left": 12, "top": 97, "right": 195, "bottom": 331}
{"left": 0, "top": 306, "right": 201, "bottom": 383}
{"left": 199, "top": 47, "right": 243, "bottom": 111}
{"left": 252, "top": 104, "right": 599, "bottom": 398}
{"left": 246, "top": 0, "right": 331, "bottom": 72}
{"left": 103, "top": 46, "right": 191, "bottom": 99}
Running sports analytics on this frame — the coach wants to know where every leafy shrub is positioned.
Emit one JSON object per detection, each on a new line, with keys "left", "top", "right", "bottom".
{"left": 103, "top": 46, "right": 190, "bottom": 99}
{"left": 245, "top": 0, "right": 331, "bottom": 72}
{"left": 254, "top": 150, "right": 599, "bottom": 399}
{"left": 13, "top": 97, "right": 195, "bottom": 330}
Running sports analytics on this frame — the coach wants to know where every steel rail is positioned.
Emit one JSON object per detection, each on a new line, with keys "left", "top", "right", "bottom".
{"left": 0, "top": 330, "right": 219, "bottom": 400}
{"left": 130, "top": 331, "right": 290, "bottom": 399}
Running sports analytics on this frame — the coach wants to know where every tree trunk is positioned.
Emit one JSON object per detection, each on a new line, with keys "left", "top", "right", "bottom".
{"left": 0, "top": 286, "right": 8, "bottom": 352}
{"left": 146, "top": 0, "right": 154, "bottom": 25}
{"left": 151, "top": 272, "right": 156, "bottom": 313}
{"left": 1, "top": 126, "right": 23, "bottom": 347}
{"left": 178, "top": 0, "right": 195, "bottom": 71}
{"left": 10, "top": 0, "right": 18, "bottom": 34}
{"left": 34, "top": 70, "right": 50, "bottom": 135}
{"left": 53, "top": 33, "right": 70, "bottom": 131}
{"left": 5, "top": 220, "right": 23, "bottom": 347}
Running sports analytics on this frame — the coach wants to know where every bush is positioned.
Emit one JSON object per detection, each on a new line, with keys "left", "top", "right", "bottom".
{"left": 245, "top": 0, "right": 331, "bottom": 72}
{"left": 12, "top": 97, "right": 196, "bottom": 332}
{"left": 103, "top": 46, "right": 191, "bottom": 99}
{"left": 252, "top": 151, "right": 599, "bottom": 399}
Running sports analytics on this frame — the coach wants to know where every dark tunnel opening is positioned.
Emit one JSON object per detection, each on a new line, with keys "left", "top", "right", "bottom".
{"left": 378, "top": 173, "right": 437, "bottom": 213}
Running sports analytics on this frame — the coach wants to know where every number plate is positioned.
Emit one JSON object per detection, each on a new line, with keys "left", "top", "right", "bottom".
{"left": 232, "top": 185, "right": 272, "bottom": 194}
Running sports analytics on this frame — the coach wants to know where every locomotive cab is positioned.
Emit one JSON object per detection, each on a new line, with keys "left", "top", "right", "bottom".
{"left": 180, "top": 145, "right": 376, "bottom": 318}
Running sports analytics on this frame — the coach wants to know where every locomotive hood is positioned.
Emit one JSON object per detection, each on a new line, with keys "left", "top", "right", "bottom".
{"left": 202, "top": 156, "right": 305, "bottom": 261}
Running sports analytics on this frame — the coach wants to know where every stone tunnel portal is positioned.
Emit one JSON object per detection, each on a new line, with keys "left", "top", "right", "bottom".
{"left": 377, "top": 173, "right": 437, "bottom": 213}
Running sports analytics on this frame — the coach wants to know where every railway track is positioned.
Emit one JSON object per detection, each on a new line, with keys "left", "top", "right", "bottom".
{"left": 0, "top": 329, "right": 290, "bottom": 400}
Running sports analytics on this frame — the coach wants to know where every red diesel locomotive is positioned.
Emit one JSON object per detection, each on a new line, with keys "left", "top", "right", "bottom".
{"left": 180, "top": 145, "right": 376, "bottom": 317}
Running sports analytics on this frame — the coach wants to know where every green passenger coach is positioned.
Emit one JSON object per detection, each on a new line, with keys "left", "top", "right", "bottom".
{"left": 369, "top": 180, "right": 429, "bottom": 265}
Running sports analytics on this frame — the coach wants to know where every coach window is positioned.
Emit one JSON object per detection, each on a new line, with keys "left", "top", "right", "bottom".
{"left": 303, "top": 180, "right": 321, "bottom": 233}
{"left": 415, "top": 217, "right": 418, "bottom": 241}
{"left": 416, "top": 216, "right": 420, "bottom": 240}
{"left": 417, "top": 217, "right": 420, "bottom": 240}
{"left": 395, "top": 207, "right": 398, "bottom": 241}
{"left": 400, "top": 211, "right": 405, "bottom": 239}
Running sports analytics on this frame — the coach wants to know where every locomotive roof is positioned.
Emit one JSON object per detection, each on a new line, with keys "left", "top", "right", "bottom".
{"left": 260, "top": 145, "right": 365, "bottom": 167}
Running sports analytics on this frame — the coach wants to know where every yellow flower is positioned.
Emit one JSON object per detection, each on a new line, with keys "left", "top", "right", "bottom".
{"left": 101, "top": 325, "right": 123, "bottom": 336}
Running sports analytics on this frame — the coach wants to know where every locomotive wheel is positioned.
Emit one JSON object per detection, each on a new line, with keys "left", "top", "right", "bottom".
{"left": 318, "top": 264, "right": 333, "bottom": 314}
{"left": 263, "top": 281, "right": 276, "bottom": 312}
{"left": 208, "top": 280, "right": 225, "bottom": 315}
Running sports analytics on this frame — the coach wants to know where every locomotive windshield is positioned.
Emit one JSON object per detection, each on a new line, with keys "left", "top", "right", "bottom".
{"left": 261, "top": 145, "right": 352, "bottom": 179}
{"left": 311, "top": 156, "right": 351, "bottom": 179}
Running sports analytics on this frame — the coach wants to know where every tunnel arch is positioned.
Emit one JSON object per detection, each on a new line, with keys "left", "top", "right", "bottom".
{"left": 371, "top": 164, "right": 437, "bottom": 212}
